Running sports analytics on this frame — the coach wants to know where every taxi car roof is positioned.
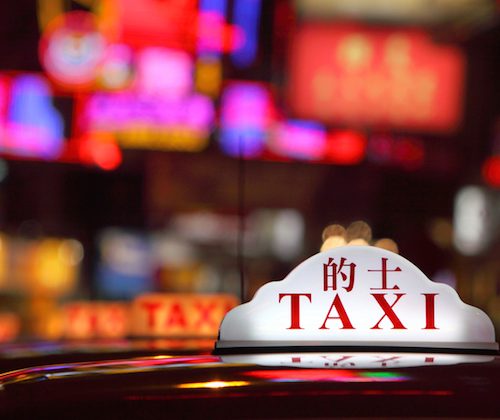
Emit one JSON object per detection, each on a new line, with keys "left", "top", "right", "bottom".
{"left": 1, "top": 351, "right": 500, "bottom": 419}
{"left": 0, "top": 338, "right": 214, "bottom": 373}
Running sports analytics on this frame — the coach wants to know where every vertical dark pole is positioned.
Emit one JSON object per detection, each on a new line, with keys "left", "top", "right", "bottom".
{"left": 238, "top": 136, "right": 246, "bottom": 302}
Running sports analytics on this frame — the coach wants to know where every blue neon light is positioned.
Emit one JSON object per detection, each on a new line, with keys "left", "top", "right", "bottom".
{"left": 6, "top": 75, "right": 64, "bottom": 159}
{"left": 272, "top": 120, "right": 326, "bottom": 161}
{"left": 200, "top": 0, "right": 227, "bottom": 14}
{"left": 219, "top": 83, "right": 271, "bottom": 157}
{"left": 219, "top": 127, "right": 265, "bottom": 157}
{"left": 231, "top": 0, "right": 261, "bottom": 68}
{"left": 198, "top": 0, "right": 228, "bottom": 56}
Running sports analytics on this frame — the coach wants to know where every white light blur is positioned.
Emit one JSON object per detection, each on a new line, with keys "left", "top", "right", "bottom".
{"left": 177, "top": 380, "right": 249, "bottom": 389}
{"left": 100, "top": 229, "right": 152, "bottom": 276}
{"left": 453, "top": 186, "right": 490, "bottom": 255}
{"left": 58, "top": 239, "right": 84, "bottom": 265}
{"left": 271, "top": 209, "right": 304, "bottom": 260}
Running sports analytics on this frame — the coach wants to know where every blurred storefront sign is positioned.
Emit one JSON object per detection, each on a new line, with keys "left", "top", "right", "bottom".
{"left": 0, "top": 72, "right": 124, "bottom": 169}
{"left": 288, "top": 23, "right": 465, "bottom": 133}
{"left": 230, "top": 0, "right": 262, "bottom": 68}
{"left": 99, "top": 0, "right": 198, "bottom": 50}
{"left": 79, "top": 91, "right": 214, "bottom": 152}
{"left": 0, "top": 74, "right": 64, "bottom": 159}
{"left": 39, "top": 11, "right": 106, "bottom": 90}
{"left": 294, "top": 0, "right": 495, "bottom": 25}
{"left": 99, "top": 0, "right": 242, "bottom": 53}
{"left": 62, "top": 301, "right": 130, "bottom": 339}
{"left": 131, "top": 293, "right": 238, "bottom": 337}
{"left": 219, "top": 81, "right": 275, "bottom": 157}
{"left": 0, "top": 313, "right": 20, "bottom": 343}
{"left": 78, "top": 46, "right": 215, "bottom": 152}
{"left": 269, "top": 120, "right": 326, "bottom": 161}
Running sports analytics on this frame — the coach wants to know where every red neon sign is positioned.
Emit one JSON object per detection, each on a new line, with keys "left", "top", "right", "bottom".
{"left": 101, "top": 0, "right": 242, "bottom": 53}
{"left": 288, "top": 23, "right": 465, "bottom": 133}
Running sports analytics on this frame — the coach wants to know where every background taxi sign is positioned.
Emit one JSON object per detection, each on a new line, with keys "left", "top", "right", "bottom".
{"left": 215, "top": 246, "right": 498, "bottom": 353}
{"left": 132, "top": 293, "right": 239, "bottom": 337}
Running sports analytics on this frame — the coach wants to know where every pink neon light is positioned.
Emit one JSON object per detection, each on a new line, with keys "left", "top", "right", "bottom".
{"left": 271, "top": 120, "right": 326, "bottom": 160}
{"left": 135, "top": 48, "right": 193, "bottom": 99}
{"left": 82, "top": 92, "right": 214, "bottom": 132}
{"left": 197, "top": 11, "right": 245, "bottom": 53}
{"left": 221, "top": 82, "right": 274, "bottom": 128}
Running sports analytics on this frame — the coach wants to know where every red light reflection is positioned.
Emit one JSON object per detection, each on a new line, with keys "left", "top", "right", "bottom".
{"left": 77, "top": 134, "right": 122, "bottom": 170}
{"left": 325, "top": 130, "right": 366, "bottom": 165}
{"left": 482, "top": 155, "right": 500, "bottom": 188}
{"left": 244, "top": 369, "right": 408, "bottom": 383}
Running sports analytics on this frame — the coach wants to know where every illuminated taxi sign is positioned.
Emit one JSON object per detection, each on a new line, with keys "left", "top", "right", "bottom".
{"left": 132, "top": 293, "right": 239, "bottom": 338}
{"left": 216, "top": 246, "right": 497, "bottom": 352}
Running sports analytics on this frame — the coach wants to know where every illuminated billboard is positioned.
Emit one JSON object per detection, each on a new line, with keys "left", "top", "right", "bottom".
{"left": 287, "top": 23, "right": 465, "bottom": 133}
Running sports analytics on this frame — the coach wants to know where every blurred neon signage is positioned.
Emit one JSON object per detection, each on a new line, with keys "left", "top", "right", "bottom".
{"left": 63, "top": 302, "right": 130, "bottom": 339}
{"left": 100, "top": 0, "right": 198, "bottom": 49}
{"left": 230, "top": 0, "right": 262, "bottom": 68}
{"left": 270, "top": 120, "right": 326, "bottom": 161}
{"left": 39, "top": 11, "right": 106, "bottom": 90}
{"left": 195, "top": 56, "right": 223, "bottom": 97}
{"left": 325, "top": 130, "right": 367, "bottom": 165}
{"left": 288, "top": 24, "right": 465, "bottom": 133}
{"left": 97, "top": 44, "right": 133, "bottom": 91}
{"left": 0, "top": 313, "right": 20, "bottom": 343}
{"left": 81, "top": 91, "right": 215, "bottom": 152}
{"left": 367, "top": 134, "right": 425, "bottom": 170}
{"left": 197, "top": 0, "right": 228, "bottom": 56}
{"left": 219, "top": 82, "right": 274, "bottom": 157}
{"left": 24, "top": 238, "right": 83, "bottom": 297}
{"left": 78, "top": 46, "right": 214, "bottom": 152}
{"left": 482, "top": 155, "right": 500, "bottom": 188}
{"left": 2, "top": 75, "right": 64, "bottom": 159}
{"left": 0, "top": 72, "right": 124, "bottom": 169}
{"left": 197, "top": 2, "right": 243, "bottom": 54}
{"left": 132, "top": 293, "right": 239, "bottom": 337}
{"left": 100, "top": 0, "right": 242, "bottom": 53}
{"left": 135, "top": 48, "right": 193, "bottom": 99}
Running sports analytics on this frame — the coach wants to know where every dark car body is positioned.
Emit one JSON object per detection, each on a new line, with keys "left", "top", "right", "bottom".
{"left": 0, "top": 348, "right": 499, "bottom": 419}
{"left": 0, "top": 338, "right": 215, "bottom": 373}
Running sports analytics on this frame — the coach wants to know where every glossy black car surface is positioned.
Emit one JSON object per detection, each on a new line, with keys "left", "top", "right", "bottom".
{"left": 1, "top": 349, "right": 499, "bottom": 419}
{"left": 0, "top": 338, "right": 214, "bottom": 373}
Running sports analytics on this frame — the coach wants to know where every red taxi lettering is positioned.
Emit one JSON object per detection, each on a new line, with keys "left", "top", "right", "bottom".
{"left": 279, "top": 293, "right": 312, "bottom": 329}
{"left": 323, "top": 257, "right": 356, "bottom": 292}
{"left": 369, "top": 257, "right": 401, "bottom": 290}
{"left": 193, "top": 300, "right": 218, "bottom": 328}
{"left": 319, "top": 295, "right": 354, "bottom": 329}
{"left": 67, "top": 305, "right": 98, "bottom": 335}
{"left": 423, "top": 293, "right": 438, "bottom": 329}
{"left": 141, "top": 301, "right": 162, "bottom": 328}
{"left": 134, "top": 294, "right": 238, "bottom": 337}
{"left": 166, "top": 303, "right": 187, "bottom": 328}
{"left": 371, "top": 293, "right": 406, "bottom": 329}
{"left": 278, "top": 292, "right": 440, "bottom": 331}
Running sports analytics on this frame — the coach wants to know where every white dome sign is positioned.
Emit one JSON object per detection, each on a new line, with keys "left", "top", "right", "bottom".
{"left": 216, "top": 246, "right": 497, "bottom": 352}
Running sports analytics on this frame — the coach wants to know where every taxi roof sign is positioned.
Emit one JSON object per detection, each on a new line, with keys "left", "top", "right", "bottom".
{"left": 215, "top": 246, "right": 498, "bottom": 353}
